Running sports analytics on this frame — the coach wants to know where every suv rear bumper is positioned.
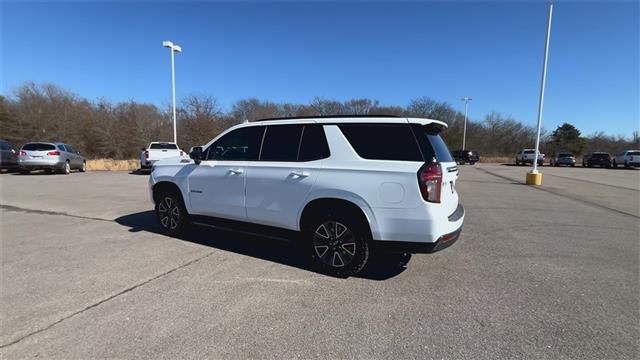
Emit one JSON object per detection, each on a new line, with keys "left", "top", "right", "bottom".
{"left": 370, "top": 203, "right": 464, "bottom": 250}
{"left": 374, "top": 225, "right": 463, "bottom": 254}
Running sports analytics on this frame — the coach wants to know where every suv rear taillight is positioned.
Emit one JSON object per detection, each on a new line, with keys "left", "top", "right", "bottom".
{"left": 418, "top": 162, "right": 442, "bottom": 203}
{"left": 144, "top": 150, "right": 149, "bottom": 159}
{"left": 18, "top": 150, "right": 27, "bottom": 156}
{"left": 47, "top": 151, "right": 61, "bottom": 156}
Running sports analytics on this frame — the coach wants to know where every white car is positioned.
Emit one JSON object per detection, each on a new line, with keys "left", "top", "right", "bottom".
{"left": 515, "top": 149, "right": 544, "bottom": 166}
{"left": 148, "top": 116, "right": 464, "bottom": 276}
{"left": 612, "top": 150, "right": 640, "bottom": 168}
{"left": 140, "top": 142, "right": 186, "bottom": 171}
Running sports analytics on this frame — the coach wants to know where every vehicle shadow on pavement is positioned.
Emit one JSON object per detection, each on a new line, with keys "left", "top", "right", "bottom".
{"left": 115, "top": 211, "right": 411, "bottom": 281}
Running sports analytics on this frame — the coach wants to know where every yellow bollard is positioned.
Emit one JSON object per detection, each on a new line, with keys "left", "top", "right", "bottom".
{"left": 526, "top": 171, "right": 543, "bottom": 186}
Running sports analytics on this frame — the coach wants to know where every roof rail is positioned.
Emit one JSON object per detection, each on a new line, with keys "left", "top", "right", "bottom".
{"left": 253, "top": 114, "right": 404, "bottom": 122}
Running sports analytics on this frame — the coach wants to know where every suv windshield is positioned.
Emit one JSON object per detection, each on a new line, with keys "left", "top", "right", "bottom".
{"left": 558, "top": 153, "right": 573, "bottom": 157}
{"left": 22, "top": 143, "right": 55, "bottom": 151}
{"left": 628, "top": 151, "right": 640, "bottom": 156}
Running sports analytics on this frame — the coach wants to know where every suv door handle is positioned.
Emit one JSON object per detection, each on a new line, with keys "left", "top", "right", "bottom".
{"left": 229, "top": 168, "right": 244, "bottom": 175}
{"left": 291, "top": 170, "right": 310, "bottom": 177}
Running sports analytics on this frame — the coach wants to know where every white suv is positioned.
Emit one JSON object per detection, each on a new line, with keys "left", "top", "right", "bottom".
{"left": 148, "top": 116, "right": 464, "bottom": 276}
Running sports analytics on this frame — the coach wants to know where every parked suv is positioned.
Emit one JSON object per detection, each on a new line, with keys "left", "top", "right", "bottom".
{"left": 451, "top": 150, "right": 479, "bottom": 165}
{"left": 582, "top": 152, "right": 611, "bottom": 168}
{"left": 18, "top": 142, "right": 86, "bottom": 174}
{"left": 148, "top": 116, "right": 464, "bottom": 276}
{"left": 0, "top": 139, "right": 19, "bottom": 171}
{"left": 549, "top": 152, "right": 576, "bottom": 167}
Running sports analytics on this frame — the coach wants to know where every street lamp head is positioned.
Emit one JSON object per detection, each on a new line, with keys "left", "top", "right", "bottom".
{"left": 461, "top": 96, "right": 473, "bottom": 102}
{"left": 172, "top": 45, "right": 182, "bottom": 53}
{"left": 162, "top": 40, "right": 174, "bottom": 48}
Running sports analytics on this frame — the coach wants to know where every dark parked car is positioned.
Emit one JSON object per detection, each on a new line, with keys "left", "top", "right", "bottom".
{"left": 550, "top": 152, "right": 576, "bottom": 167}
{"left": 582, "top": 152, "right": 611, "bottom": 168}
{"left": 0, "top": 139, "right": 19, "bottom": 171}
{"left": 451, "top": 150, "right": 479, "bottom": 165}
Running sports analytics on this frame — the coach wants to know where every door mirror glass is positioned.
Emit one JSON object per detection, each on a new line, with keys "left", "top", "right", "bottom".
{"left": 190, "top": 146, "right": 203, "bottom": 164}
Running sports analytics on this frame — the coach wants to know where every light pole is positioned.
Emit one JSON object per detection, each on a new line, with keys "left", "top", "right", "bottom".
{"left": 163, "top": 40, "right": 182, "bottom": 144}
{"left": 527, "top": 1, "right": 553, "bottom": 185}
{"left": 461, "top": 96, "right": 472, "bottom": 150}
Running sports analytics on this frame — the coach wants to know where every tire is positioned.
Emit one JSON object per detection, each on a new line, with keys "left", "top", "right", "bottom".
{"left": 60, "top": 161, "right": 70, "bottom": 175}
{"left": 155, "top": 190, "right": 188, "bottom": 236}
{"left": 515, "top": 159, "right": 520, "bottom": 166}
{"left": 624, "top": 161, "right": 629, "bottom": 169}
{"left": 307, "top": 211, "right": 370, "bottom": 277}
{"left": 20, "top": 169, "right": 30, "bottom": 175}
{"left": 613, "top": 160, "right": 617, "bottom": 168}
{"left": 80, "top": 161, "right": 86, "bottom": 172}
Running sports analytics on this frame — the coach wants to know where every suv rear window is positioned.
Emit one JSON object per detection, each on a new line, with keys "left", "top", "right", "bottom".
{"left": 150, "top": 143, "right": 178, "bottom": 150}
{"left": 338, "top": 124, "right": 423, "bottom": 162}
{"left": 299, "top": 124, "right": 330, "bottom": 161}
{"left": 22, "top": 143, "right": 55, "bottom": 151}
{"left": 413, "top": 124, "right": 454, "bottom": 163}
{"left": 260, "top": 125, "right": 304, "bottom": 162}
{"left": 593, "top": 154, "right": 609, "bottom": 159}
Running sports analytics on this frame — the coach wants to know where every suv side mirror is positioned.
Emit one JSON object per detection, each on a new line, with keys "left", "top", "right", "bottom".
{"left": 189, "top": 146, "right": 203, "bottom": 165}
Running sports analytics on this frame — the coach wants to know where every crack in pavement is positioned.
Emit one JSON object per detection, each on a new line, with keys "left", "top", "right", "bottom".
{"left": 475, "top": 167, "right": 639, "bottom": 219}
{"left": 1, "top": 203, "right": 217, "bottom": 349}
{"left": 0, "top": 251, "right": 216, "bottom": 349}
{"left": 0, "top": 204, "right": 113, "bottom": 223}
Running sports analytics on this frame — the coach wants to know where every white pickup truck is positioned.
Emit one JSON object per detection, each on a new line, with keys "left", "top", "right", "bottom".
{"left": 140, "top": 142, "right": 186, "bottom": 171}
{"left": 612, "top": 150, "right": 640, "bottom": 168}
{"left": 515, "top": 149, "right": 545, "bottom": 166}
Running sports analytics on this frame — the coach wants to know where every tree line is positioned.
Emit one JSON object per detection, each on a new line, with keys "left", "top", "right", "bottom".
{"left": 0, "top": 82, "right": 637, "bottom": 159}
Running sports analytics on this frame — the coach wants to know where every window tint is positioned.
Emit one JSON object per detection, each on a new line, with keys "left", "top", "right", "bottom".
{"left": 339, "top": 124, "right": 423, "bottom": 162}
{"left": 207, "top": 126, "right": 265, "bottom": 161}
{"left": 524, "top": 150, "right": 535, "bottom": 154}
{"left": 57, "top": 144, "right": 67, "bottom": 152}
{"left": 150, "top": 143, "right": 178, "bottom": 150}
{"left": 628, "top": 151, "right": 640, "bottom": 156}
{"left": 260, "top": 125, "right": 304, "bottom": 162}
{"left": 425, "top": 133, "right": 454, "bottom": 163}
{"left": 22, "top": 143, "right": 56, "bottom": 151}
{"left": 299, "top": 125, "right": 330, "bottom": 161}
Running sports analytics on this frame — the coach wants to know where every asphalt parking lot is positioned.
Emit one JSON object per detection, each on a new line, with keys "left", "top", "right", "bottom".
{"left": 1, "top": 164, "right": 638, "bottom": 359}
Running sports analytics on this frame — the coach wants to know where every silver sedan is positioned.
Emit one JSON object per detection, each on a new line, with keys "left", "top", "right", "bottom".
{"left": 18, "top": 142, "right": 86, "bottom": 174}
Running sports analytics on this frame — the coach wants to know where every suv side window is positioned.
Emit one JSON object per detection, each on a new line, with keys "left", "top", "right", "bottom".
{"left": 299, "top": 124, "right": 330, "bottom": 161}
{"left": 338, "top": 124, "right": 423, "bottom": 162}
{"left": 207, "top": 126, "right": 265, "bottom": 161}
{"left": 57, "top": 144, "right": 67, "bottom": 152}
{"left": 260, "top": 124, "right": 304, "bottom": 162}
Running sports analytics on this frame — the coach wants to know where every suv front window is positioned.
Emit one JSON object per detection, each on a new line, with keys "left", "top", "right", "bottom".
{"left": 207, "top": 126, "right": 265, "bottom": 161}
